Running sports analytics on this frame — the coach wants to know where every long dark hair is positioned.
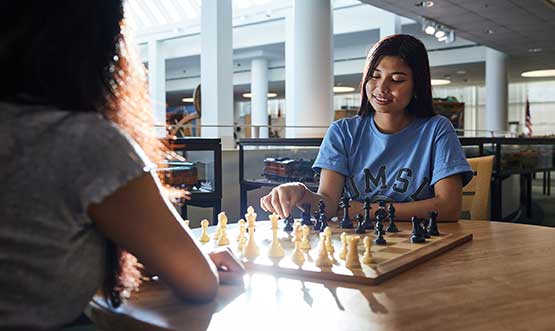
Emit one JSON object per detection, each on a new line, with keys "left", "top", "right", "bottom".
{"left": 358, "top": 34, "right": 434, "bottom": 117}
{"left": 0, "top": 1, "right": 166, "bottom": 307}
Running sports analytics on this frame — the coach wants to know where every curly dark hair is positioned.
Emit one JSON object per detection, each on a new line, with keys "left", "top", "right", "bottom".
{"left": 358, "top": 34, "right": 435, "bottom": 118}
{"left": 0, "top": 0, "right": 168, "bottom": 307}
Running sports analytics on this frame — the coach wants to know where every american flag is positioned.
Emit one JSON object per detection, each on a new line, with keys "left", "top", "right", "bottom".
{"left": 525, "top": 99, "right": 532, "bottom": 137}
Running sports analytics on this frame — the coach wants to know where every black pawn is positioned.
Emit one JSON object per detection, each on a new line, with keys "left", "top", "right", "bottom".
{"left": 385, "top": 203, "right": 399, "bottom": 233}
{"left": 301, "top": 203, "right": 313, "bottom": 226}
{"left": 427, "top": 211, "right": 440, "bottom": 236}
{"left": 339, "top": 195, "right": 353, "bottom": 229}
{"left": 410, "top": 217, "right": 426, "bottom": 243}
{"left": 362, "top": 197, "right": 374, "bottom": 230}
{"left": 284, "top": 214, "right": 294, "bottom": 232}
{"left": 354, "top": 214, "right": 366, "bottom": 234}
{"left": 373, "top": 215, "right": 387, "bottom": 245}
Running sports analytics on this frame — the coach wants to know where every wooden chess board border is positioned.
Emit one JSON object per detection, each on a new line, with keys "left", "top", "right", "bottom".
{"left": 243, "top": 231, "right": 473, "bottom": 286}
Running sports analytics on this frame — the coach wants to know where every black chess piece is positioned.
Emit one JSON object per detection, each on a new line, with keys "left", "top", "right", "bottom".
{"left": 339, "top": 195, "right": 353, "bottom": 229}
{"left": 420, "top": 219, "right": 431, "bottom": 238}
{"left": 354, "top": 214, "right": 366, "bottom": 234}
{"left": 362, "top": 197, "right": 374, "bottom": 230}
{"left": 410, "top": 216, "right": 426, "bottom": 243}
{"left": 427, "top": 211, "right": 440, "bottom": 236}
{"left": 373, "top": 214, "right": 387, "bottom": 245}
{"left": 301, "top": 203, "right": 313, "bottom": 226}
{"left": 319, "top": 211, "right": 328, "bottom": 232}
{"left": 313, "top": 210, "right": 322, "bottom": 231}
{"left": 386, "top": 203, "right": 399, "bottom": 233}
{"left": 374, "top": 201, "right": 388, "bottom": 224}
{"left": 284, "top": 214, "right": 294, "bottom": 232}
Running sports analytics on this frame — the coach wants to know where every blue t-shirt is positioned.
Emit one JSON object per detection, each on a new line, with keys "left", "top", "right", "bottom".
{"left": 313, "top": 114, "right": 473, "bottom": 203}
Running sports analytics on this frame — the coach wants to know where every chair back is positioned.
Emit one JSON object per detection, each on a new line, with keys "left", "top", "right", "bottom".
{"left": 461, "top": 156, "right": 494, "bottom": 220}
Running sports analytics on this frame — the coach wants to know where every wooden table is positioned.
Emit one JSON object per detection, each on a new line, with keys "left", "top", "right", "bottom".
{"left": 87, "top": 221, "right": 555, "bottom": 331}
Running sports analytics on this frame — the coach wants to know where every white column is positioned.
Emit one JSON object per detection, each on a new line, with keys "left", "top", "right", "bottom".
{"left": 380, "top": 12, "right": 401, "bottom": 39}
{"left": 285, "top": 11, "right": 295, "bottom": 138}
{"left": 485, "top": 47, "right": 508, "bottom": 135}
{"left": 201, "top": 0, "right": 234, "bottom": 148}
{"left": 251, "top": 57, "right": 269, "bottom": 138}
{"left": 291, "top": 0, "right": 333, "bottom": 138}
{"left": 148, "top": 40, "right": 166, "bottom": 138}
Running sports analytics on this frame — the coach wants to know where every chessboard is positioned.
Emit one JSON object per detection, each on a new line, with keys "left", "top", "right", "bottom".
{"left": 195, "top": 207, "right": 473, "bottom": 286}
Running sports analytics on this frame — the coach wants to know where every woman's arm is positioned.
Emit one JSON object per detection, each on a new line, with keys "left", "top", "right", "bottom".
{"left": 88, "top": 172, "right": 244, "bottom": 303}
{"left": 260, "top": 169, "right": 345, "bottom": 219}
{"left": 347, "top": 174, "right": 463, "bottom": 222}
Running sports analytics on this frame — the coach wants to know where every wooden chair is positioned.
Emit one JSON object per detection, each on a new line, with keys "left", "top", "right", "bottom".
{"left": 461, "top": 156, "right": 494, "bottom": 220}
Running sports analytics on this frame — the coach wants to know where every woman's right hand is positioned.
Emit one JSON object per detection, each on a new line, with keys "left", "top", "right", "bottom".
{"left": 260, "top": 182, "right": 309, "bottom": 218}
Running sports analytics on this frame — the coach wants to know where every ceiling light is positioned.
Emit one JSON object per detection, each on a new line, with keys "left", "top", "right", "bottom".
{"left": 434, "top": 28, "right": 446, "bottom": 39}
{"left": 333, "top": 86, "right": 356, "bottom": 93}
{"left": 242, "top": 92, "right": 278, "bottom": 98}
{"left": 528, "top": 48, "right": 542, "bottom": 53}
{"left": 437, "top": 35, "right": 447, "bottom": 42}
{"left": 456, "top": 70, "right": 467, "bottom": 75}
{"left": 182, "top": 97, "right": 194, "bottom": 103}
{"left": 486, "top": 29, "right": 494, "bottom": 34}
{"left": 424, "top": 23, "right": 436, "bottom": 35}
{"left": 521, "top": 69, "right": 555, "bottom": 78}
{"left": 415, "top": 1, "right": 434, "bottom": 8}
{"left": 431, "top": 79, "right": 451, "bottom": 86}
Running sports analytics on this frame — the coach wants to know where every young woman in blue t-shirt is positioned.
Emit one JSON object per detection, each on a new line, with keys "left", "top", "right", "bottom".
{"left": 261, "top": 34, "right": 472, "bottom": 222}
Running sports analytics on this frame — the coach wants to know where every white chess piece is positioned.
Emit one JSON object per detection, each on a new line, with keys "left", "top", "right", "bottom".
{"left": 324, "top": 226, "right": 335, "bottom": 255}
{"left": 292, "top": 223, "right": 302, "bottom": 243}
{"left": 243, "top": 217, "right": 259, "bottom": 260}
{"left": 314, "top": 233, "right": 333, "bottom": 267}
{"left": 217, "top": 226, "right": 230, "bottom": 246}
{"left": 245, "top": 206, "right": 257, "bottom": 228}
{"left": 267, "top": 213, "right": 285, "bottom": 258}
{"left": 291, "top": 241, "right": 305, "bottom": 266}
{"left": 338, "top": 232, "right": 348, "bottom": 260}
{"left": 236, "top": 219, "right": 246, "bottom": 242}
{"left": 345, "top": 235, "right": 361, "bottom": 268}
{"left": 362, "top": 236, "right": 373, "bottom": 264}
{"left": 182, "top": 220, "right": 190, "bottom": 228}
{"left": 199, "top": 219, "right": 210, "bottom": 243}
{"left": 300, "top": 225, "right": 311, "bottom": 250}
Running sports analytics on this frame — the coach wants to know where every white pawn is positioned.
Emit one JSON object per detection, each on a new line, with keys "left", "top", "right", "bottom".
{"left": 299, "top": 225, "right": 311, "bottom": 250}
{"left": 199, "top": 219, "right": 210, "bottom": 243}
{"left": 291, "top": 241, "right": 305, "bottom": 266}
{"left": 338, "top": 232, "right": 348, "bottom": 260}
{"left": 345, "top": 236, "right": 361, "bottom": 269}
{"left": 217, "top": 226, "right": 230, "bottom": 246}
{"left": 236, "top": 219, "right": 246, "bottom": 242}
{"left": 314, "top": 233, "right": 333, "bottom": 267}
{"left": 292, "top": 223, "right": 302, "bottom": 243}
{"left": 362, "top": 236, "right": 373, "bottom": 265}
{"left": 324, "top": 227, "right": 335, "bottom": 255}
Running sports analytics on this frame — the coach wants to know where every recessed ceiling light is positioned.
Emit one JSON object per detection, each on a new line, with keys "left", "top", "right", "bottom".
{"left": 528, "top": 48, "right": 542, "bottom": 53}
{"left": 456, "top": 70, "right": 467, "bottom": 74}
{"left": 431, "top": 79, "right": 451, "bottom": 86}
{"left": 486, "top": 29, "right": 494, "bottom": 34}
{"left": 434, "top": 29, "right": 446, "bottom": 38}
{"left": 333, "top": 86, "right": 356, "bottom": 93}
{"left": 242, "top": 92, "right": 278, "bottom": 98}
{"left": 182, "top": 97, "right": 194, "bottom": 103}
{"left": 521, "top": 69, "right": 555, "bottom": 78}
{"left": 415, "top": 1, "right": 434, "bottom": 7}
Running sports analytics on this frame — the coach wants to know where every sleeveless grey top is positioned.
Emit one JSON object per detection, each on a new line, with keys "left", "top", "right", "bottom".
{"left": 0, "top": 102, "right": 151, "bottom": 329}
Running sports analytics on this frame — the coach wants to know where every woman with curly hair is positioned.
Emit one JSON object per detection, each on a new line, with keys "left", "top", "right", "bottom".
{"left": 0, "top": 1, "right": 244, "bottom": 329}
